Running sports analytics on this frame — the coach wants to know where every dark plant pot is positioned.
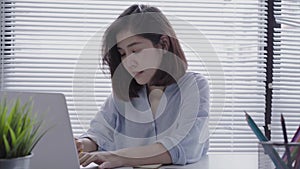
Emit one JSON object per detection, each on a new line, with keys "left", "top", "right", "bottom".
{"left": 0, "top": 153, "right": 33, "bottom": 169}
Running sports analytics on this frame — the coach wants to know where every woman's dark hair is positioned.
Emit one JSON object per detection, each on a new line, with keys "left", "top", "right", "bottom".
{"left": 102, "top": 4, "right": 187, "bottom": 101}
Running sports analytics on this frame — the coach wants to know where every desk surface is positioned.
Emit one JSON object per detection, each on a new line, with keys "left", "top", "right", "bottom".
{"left": 159, "top": 153, "right": 258, "bottom": 169}
{"left": 112, "top": 153, "right": 258, "bottom": 169}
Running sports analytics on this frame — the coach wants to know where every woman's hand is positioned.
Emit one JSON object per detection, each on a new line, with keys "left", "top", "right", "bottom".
{"left": 74, "top": 138, "right": 84, "bottom": 153}
{"left": 79, "top": 143, "right": 171, "bottom": 168}
{"left": 79, "top": 151, "right": 125, "bottom": 169}
{"left": 74, "top": 137, "right": 98, "bottom": 153}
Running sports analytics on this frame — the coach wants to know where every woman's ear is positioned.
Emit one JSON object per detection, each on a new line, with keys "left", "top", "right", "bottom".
{"left": 158, "top": 35, "right": 170, "bottom": 54}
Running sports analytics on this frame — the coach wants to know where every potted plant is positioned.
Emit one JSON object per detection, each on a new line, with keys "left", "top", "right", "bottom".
{"left": 0, "top": 98, "right": 47, "bottom": 169}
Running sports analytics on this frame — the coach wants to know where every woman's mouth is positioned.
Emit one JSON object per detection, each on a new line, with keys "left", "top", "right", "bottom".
{"left": 133, "top": 71, "right": 144, "bottom": 77}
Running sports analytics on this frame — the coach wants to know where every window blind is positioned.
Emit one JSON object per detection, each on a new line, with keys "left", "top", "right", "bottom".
{"left": 272, "top": 0, "right": 300, "bottom": 141}
{"left": 1, "top": 1, "right": 6, "bottom": 86}
{"left": 0, "top": 0, "right": 267, "bottom": 152}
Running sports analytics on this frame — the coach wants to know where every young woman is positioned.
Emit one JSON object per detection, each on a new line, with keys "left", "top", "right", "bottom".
{"left": 76, "top": 4, "right": 210, "bottom": 169}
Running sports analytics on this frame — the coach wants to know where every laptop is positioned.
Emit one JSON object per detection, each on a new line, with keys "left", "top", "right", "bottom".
{"left": 0, "top": 91, "right": 100, "bottom": 169}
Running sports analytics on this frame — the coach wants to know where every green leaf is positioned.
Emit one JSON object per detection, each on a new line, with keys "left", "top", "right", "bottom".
{"left": 3, "top": 135, "right": 11, "bottom": 154}
{"left": 0, "top": 97, "right": 47, "bottom": 158}
{"left": 28, "top": 125, "right": 52, "bottom": 154}
{"left": 7, "top": 124, "right": 17, "bottom": 148}
{"left": 0, "top": 104, "right": 7, "bottom": 138}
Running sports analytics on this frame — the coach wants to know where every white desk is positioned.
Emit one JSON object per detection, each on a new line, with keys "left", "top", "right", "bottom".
{"left": 159, "top": 153, "right": 258, "bottom": 169}
{"left": 104, "top": 153, "right": 258, "bottom": 169}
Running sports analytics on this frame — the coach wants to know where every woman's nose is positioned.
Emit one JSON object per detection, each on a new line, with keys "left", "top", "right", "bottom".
{"left": 128, "top": 59, "right": 138, "bottom": 69}
{"left": 126, "top": 55, "right": 138, "bottom": 69}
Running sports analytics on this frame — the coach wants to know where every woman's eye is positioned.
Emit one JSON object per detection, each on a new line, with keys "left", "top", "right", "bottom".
{"left": 120, "top": 53, "right": 126, "bottom": 57}
{"left": 132, "top": 49, "right": 142, "bottom": 54}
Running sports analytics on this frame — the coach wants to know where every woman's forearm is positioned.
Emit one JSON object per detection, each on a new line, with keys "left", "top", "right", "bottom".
{"left": 81, "top": 138, "right": 98, "bottom": 152}
{"left": 115, "top": 143, "right": 172, "bottom": 166}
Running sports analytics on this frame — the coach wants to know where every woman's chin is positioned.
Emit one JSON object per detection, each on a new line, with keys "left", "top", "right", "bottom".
{"left": 135, "top": 79, "right": 148, "bottom": 85}
{"left": 134, "top": 76, "right": 150, "bottom": 85}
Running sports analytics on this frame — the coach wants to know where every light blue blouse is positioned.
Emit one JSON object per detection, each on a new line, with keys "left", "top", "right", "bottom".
{"left": 80, "top": 72, "right": 210, "bottom": 165}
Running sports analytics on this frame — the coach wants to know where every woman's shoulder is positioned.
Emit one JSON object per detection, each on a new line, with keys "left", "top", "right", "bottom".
{"left": 187, "top": 71, "right": 206, "bottom": 79}
{"left": 178, "top": 72, "right": 208, "bottom": 87}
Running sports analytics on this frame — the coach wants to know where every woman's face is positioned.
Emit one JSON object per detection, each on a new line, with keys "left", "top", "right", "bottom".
{"left": 116, "top": 31, "right": 163, "bottom": 85}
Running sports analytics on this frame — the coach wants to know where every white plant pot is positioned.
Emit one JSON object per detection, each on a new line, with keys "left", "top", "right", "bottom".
{"left": 0, "top": 153, "right": 33, "bottom": 169}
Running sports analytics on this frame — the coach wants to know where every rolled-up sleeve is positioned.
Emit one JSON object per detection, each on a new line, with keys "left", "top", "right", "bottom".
{"left": 79, "top": 94, "right": 117, "bottom": 151}
{"left": 156, "top": 73, "right": 210, "bottom": 165}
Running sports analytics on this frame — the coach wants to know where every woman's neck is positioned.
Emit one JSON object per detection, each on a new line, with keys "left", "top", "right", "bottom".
{"left": 147, "top": 85, "right": 165, "bottom": 92}
{"left": 147, "top": 85, "right": 165, "bottom": 116}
